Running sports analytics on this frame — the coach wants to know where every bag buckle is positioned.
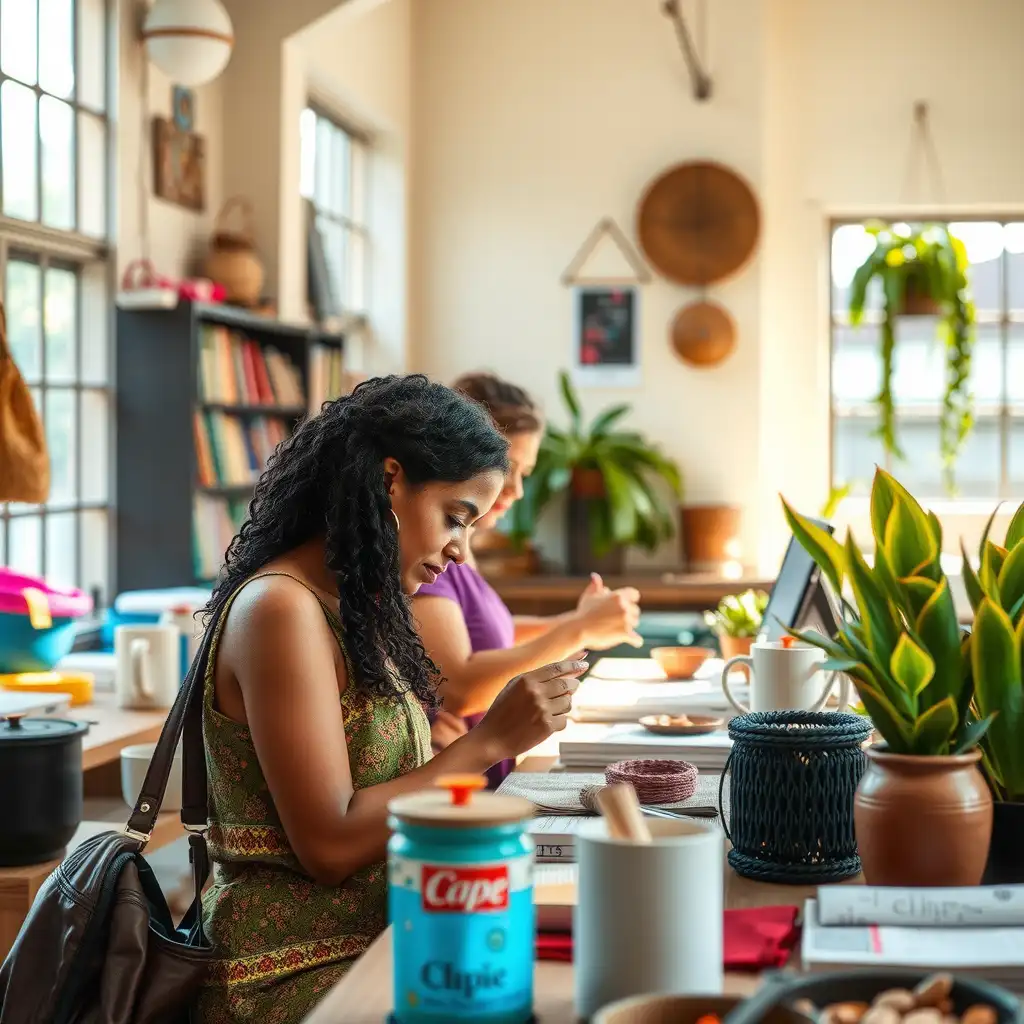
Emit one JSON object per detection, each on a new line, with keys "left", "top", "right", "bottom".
{"left": 124, "top": 826, "right": 152, "bottom": 844}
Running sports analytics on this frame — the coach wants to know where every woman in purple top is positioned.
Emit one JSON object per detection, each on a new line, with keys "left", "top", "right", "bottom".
{"left": 413, "top": 373, "right": 643, "bottom": 787}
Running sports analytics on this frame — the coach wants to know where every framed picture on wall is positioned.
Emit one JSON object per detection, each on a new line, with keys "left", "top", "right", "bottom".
{"left": 571, "top": 285, "right": 640, "bottom": 388}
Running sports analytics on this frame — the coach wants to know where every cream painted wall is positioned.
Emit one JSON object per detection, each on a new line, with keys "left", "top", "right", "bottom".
{"left": 410, "top": 0, "right": 765, "bottom": 570}
{"left": 116, "top": 0, "right": 224, "bottom": 279}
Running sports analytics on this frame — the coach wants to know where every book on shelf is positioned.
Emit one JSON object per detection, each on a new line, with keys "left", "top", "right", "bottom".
{"left": 197, "top": 323, "right": 304, "bottom": 407}
{"left": 309, "top": 343, "right": 345, "bottom": 410}
{"left": 193, "top": 493, "right": 249, "bottom": 580}
{"left": 194, "top": 411, "right": 290, "bottom": 487}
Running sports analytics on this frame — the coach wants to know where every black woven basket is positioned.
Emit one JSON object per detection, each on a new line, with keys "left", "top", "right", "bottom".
{"left": 717, "top": 710, "right": 872, "bottom": 884}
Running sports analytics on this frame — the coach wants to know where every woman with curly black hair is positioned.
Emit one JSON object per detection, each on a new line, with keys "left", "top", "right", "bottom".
{"left": 197, "top": 375, "right": 586, "bottom": 1024}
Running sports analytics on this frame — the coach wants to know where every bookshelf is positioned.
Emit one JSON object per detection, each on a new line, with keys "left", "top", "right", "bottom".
{"left": 115, "top": 301, "right": 344, "bottom": 593}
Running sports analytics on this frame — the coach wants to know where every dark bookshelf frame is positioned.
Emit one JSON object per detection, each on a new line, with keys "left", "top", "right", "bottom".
{"left": 115, "top": 301, "right": 343, "bottom": 592}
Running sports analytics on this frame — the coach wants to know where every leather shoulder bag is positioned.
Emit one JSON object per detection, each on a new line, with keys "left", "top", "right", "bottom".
{"left": 0, "top": 609, "right": 219, "bottom": 1024}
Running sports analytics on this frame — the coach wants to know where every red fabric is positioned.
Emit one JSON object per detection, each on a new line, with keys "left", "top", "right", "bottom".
{"left": 535, "top": 905, "right": 800, "bottom": 971}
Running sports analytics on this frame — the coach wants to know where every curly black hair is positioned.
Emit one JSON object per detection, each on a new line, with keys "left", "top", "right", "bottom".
{"left": 205, "top": 374, "right": 510, "bottom": 705}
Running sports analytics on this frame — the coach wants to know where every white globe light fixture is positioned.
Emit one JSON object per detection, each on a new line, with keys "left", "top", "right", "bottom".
{"left": 142, "top": 0, "right": 234, "bottom": 88}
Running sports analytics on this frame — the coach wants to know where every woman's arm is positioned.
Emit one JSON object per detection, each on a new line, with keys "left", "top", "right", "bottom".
{"left": 513, "top": 613, "right": 576, "bottom": 643}
{"left": 221, "top": 578, "right": 583, "bottom": 887}
{"left": 414, "top": 595, "right": 585, "bottom": 717}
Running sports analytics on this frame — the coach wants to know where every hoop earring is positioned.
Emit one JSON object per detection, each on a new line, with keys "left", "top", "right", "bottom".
{"left": 391, "top": 509, "right": 400, "bottom": 533}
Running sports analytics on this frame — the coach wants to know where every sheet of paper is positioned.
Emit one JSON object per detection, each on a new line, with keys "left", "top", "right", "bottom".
{"left": 818, "top": 884, "right": 1024, "bottom": 927}
{"left": 534, "top": 863, "right": 578, "bottom": 887}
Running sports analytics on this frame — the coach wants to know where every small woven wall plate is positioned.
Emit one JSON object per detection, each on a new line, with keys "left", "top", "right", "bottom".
{"left": 670, "top": 299, "right": 737, "bottom": 368}
{"left": 639, "top": 714, "right": 724, "bottom": 736}
{"left": 637, "top": 160, "right": 760, "bottom": 286}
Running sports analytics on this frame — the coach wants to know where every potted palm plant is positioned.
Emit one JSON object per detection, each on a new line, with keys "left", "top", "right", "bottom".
{"left": 782, "top": 469, "right": 995, "bottom": 886}
{"left": 961, "top": 503, "right": 1024, "bottom": 884}
{"left": 848, "top": 223, "right": 975, "bottom": 493}
{"left": 507, "top": 371, "right": 682, "bottom": 575}
{"left": 704, "top": 589, "right": 769, "bottom": 674}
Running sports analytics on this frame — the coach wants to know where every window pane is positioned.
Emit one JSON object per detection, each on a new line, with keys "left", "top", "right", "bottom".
{"left": 77, "top": 111, "right": 106, "bottom": 237}
{"left": 351, "top": 139, "right": 367, "bottom": 225}
{"left": 80, "top": 261, "right": 108, "bottom": 383}
{"left": 2, "top": 79, "right": 39, "bottom": 220}
{"left": 40, "top": 95, "right": 75, "bottom": 229}
{"left": 320, "top": 217, "right": 347, "bottom": 306}
{"left": 831, "top": 224, "right": 881, "bottom": 316}
{"left": 38, "top": 0, "right": 74, "bottom": 98}
{"left": 8, "top": 514, "right": 42, "bottom": 577}
{"left": 832, "top": 415, "right": 885, "bottom": 495}
{"left": 0, "top": 0, "right": 37, "bottom": 85}
{"left": 314, "top": 115, "right": 333, "bottom": 211}
{"left": 45, "top": 511, "right": 77, "bottom": 587}
{"left": 79, "top": 508, "right": 108, "bottom": 602}
{"left": 1009, "top": 224, "right": 1024, "bottom": 316}
{"left": 890, "top": 316, "right": 948, "bottom": 407}
{"left": 299, "top": 107, "right": 316, "bottom": 199}
{"left": 969, "top": 324, "right": 1004, "bottom": 409}
{"left": 45, "top": 388, "right": 76, "bottom": 501}
{"left": 5, "top": 259, "right": 42, "bottom": 380}
{"left": 832, "top": 325, "right": 880, "bottom": 405}
{"left": 44, "top": 265, "right": 77, "bottom": 383}
{"left": 1011, "top": 421, "right": 1024, "bottom": 490}
{"left": 893, "top": 419, "right": 944, "bottom": 497}
{"left": 949, "top": 222, "right": 1003, "bottom": 314}
{"left": 77, "top": 0, "right": 105, "bottom": 111}
{"left": 80, "top": 388, "right": 107, "bottom": 501}
{"left": 1009, "top": 324, "right": 1024, "bottom": 405}
{"left": 331, "top": 124, "right": 350, "bottom": 217}
{"left": 347, "top": 228, "right": 365, "bottom": 311}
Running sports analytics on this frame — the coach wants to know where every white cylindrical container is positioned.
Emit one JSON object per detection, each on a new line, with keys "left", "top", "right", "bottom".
{"left": 574, "top": 817, "right": 724, "bottom": 1019}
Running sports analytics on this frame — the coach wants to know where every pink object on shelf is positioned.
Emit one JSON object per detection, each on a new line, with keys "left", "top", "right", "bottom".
{"left": 0, "top": 568, "right": 93, "bottom": 619}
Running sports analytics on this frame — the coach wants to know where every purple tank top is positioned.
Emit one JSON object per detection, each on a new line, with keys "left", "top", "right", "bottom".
{"left": 417, "top": 561, "right": 516, "bottom": 788}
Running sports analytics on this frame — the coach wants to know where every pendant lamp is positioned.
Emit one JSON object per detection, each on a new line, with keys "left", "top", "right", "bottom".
{"left": 142, "top": 0, "right": 234, "bottom": 87}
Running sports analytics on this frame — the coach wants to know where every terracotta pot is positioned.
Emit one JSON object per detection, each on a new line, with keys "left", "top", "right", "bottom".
{"left": 854, "top": 746, "right": 993, "bottom": 886}
{"left": 982, "top": 799, "right": 1024, "bottom": 884}
{"left": 899, "top": 277, "right": 941, "bottom": 317}
{"left": 567, "top": 467, "right": 624, "bottom": 576}
{"left": 680, "top": 504, "right": 741, "bottom": 571}
{"left": 718, "top": 633, "right": 752, "bottom": 680}
{"left": 570, "top": 467, "right": 606, "bottom": 499}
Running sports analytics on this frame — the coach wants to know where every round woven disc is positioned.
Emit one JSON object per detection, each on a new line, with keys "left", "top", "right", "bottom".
{"left": 637, "top": 161, "right": 760, "bottom": 285}
{"left": 670, "top": 300, "right": 737, "bottom": 368}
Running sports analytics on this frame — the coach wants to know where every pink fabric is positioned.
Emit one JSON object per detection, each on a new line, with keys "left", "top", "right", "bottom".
{"left": 0, "top": 569, "right": 92, "bottom": 619}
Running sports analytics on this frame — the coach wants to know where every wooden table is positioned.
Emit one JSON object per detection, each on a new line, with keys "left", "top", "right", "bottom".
{"left": 305, "top": 857, "right": 851, "bottom": 1023}
{"left": 0, "top": 692, "right": 179, "bottom": 957}
{"left": 491, "top": 573, "right": 773, "bottom": 616}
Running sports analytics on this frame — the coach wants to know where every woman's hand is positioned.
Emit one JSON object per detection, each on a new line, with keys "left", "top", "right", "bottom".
{"left": 430, "top": 710, "right": 468, "bottom": 752}
{"left": 574, "top": 575, "right": 643, "bottom": 650}
{"left": 473, "top": 655, "right": 588, "bottom": 762}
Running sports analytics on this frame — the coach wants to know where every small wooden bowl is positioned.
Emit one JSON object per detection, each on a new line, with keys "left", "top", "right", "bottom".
{"left": 650, "top": 646, "right": 715, "bottom": 679}
{"left": 593, "top": 993, "right": 810, "bottom": 1024}
{"left": 639, "top": 714, "right": 724, "bottom": 736}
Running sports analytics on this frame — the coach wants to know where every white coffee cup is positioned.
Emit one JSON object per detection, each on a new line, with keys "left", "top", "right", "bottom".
{"left": 574, "top": 818, "right": 723, "bottom": 1019}
{"left": 115, "top": 624, "right": 181, "bottom": 710}
{"left": 121, "top": 741, "right": 182, "bottom": 812}
{"left": 721, "top": 638, "right": 849, "bottom": 715}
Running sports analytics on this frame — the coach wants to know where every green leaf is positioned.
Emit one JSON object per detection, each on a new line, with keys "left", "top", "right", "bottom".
{"left": 926, "top": 510, "right": 943, "bottom": 551}
{"left": 914, "top": 576, "right": 963, "bottom": 708}
{"left": 999, "top": 540, "right": 1024, "bottom": 614}
{"left": 820, "top": 657, "right": 862, "bottom": 674}
{"left": 981, "top": 541, "right": 1007, "bottom": 598}
{"left": 588, "top": 403, "right": 631, "bottom": 437}
{"left": 781, "top": 498, "right": 845, "bottom": 596}
{"left": 881, "top": 481, "right": 938, "bottom": 580}
{"left": 900, "top": 575, "right": 938, "bottom": 621}
{"left": 961, "top": 540, "right": 985, "bottom": 614}
{"left": 953, "top": 714, "right": 996, "bottom": 755}
{"left": 911, "top": 696, "right": 959, "bottom": 754}
{"left": 1006, "top": 500, "right": 1024, "bottom": 550}
{"left": 845, "top": 531, "right": 898, "bottom": 656}
{"left": 558, "top": 370, "right": 582, "bottom": 434}
{"left": 890, "top": 633, "right": 935, "bottom": 699}
{"left": 869, "top": 466, "right": 897, "bottom": 548}
{"left": 978, "top": 502, "right": 1002, "bottom": 562}
{"left": 599, "top": 459, "right": 638, "bottom": 545}
{"left": 855, "top": 680, "right": 912, "bottom": 752}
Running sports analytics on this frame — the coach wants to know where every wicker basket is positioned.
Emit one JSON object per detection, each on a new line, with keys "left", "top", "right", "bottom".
{"left": 719, "top": 710, "right": 871, "bottom": 884}
{"left": 205, "top": 197, "right": 264, "bottom": 306}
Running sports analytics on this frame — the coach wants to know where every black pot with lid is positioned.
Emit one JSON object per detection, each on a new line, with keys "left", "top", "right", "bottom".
{"left": 0, "top": 714, "right": 89, "bottom": 867}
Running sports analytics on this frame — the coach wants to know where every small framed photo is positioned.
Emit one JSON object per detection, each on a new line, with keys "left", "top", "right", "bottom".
{"left": 571, "top": 285, "right": 640, "bottom": 388}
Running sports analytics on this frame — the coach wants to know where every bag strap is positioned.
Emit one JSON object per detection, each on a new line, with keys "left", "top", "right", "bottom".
{"left": 125, "top": 605, "right": 217, "bottom": 838}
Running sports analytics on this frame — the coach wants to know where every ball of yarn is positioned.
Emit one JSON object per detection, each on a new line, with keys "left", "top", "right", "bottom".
{"left": 604, "top": 759, "right": 698, "bottom": 804}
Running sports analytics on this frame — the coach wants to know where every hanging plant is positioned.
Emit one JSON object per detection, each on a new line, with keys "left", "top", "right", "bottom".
{"left": 848, "top": 222, "right": 975, "bottom": 494}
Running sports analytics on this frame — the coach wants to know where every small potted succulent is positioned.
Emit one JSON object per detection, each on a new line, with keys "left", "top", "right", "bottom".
{"left": 704, "top": 590, "right": 769, "bottom": 675}
{"left": 783, "top": 469, "right": 996, "bottom": 886}
{"left": 961, "top": 504, "right": 1024, "bottom": 884}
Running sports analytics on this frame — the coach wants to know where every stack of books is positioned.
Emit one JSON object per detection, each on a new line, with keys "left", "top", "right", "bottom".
{"left": 197, "top": 324, "right": 304, "bottom": 407}
{"left": 559, "top": 723, "right": 733, "bottom": 772}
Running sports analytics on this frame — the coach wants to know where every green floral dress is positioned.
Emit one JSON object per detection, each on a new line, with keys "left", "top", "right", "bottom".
{"left": 198, "top": 574, "right": 432, "bottom": 1024}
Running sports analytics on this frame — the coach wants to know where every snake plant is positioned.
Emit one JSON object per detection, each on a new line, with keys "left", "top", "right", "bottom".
{"left": 781, "top": 468, "right": 996, "bottom": 756}
{"left": 506, "top": 370, "right": 682, "bottom": 555}
{"left": 848, "top": 222, "right": 975, "bottom": 494}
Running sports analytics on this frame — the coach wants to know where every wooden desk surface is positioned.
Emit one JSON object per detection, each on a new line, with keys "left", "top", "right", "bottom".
{"left": 304, "top": 859, "right": 845, "bottom": 1023}
{"left": 490, "top": 573, "right": 773, "bottom": 616}
{"left": 77, "top": 691, "right": 169, "bottom": 770}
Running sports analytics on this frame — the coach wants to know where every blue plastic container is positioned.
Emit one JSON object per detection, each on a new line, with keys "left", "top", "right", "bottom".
{"left": 387, "top": 777, "right": 536, "bottom": 1024}
{"left": 0, "top": 570, "right": 92, "bottom": 673}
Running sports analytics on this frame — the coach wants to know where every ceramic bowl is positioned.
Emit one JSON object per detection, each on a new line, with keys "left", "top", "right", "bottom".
{"left": 650, "top": 646, "right": 715, "bottom": 679}
{"left": 592, "top": 993, "right": 810, "bottom": 1024}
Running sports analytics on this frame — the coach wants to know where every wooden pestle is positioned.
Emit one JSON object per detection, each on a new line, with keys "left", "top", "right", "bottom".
{"left": 595, "top": 783, "right": 652, "bottom": 843}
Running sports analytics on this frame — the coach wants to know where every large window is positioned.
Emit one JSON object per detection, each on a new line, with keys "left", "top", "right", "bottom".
{"left": 299, "top": 105, "right": 368, "bottom": 315}
{"left": 0, "top": 0, "right": 112, "bottom": 600}
{"left": 831, "top": 220, "right": 1024, "bottom": 501}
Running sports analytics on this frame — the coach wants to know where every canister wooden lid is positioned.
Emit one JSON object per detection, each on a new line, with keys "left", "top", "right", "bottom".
{"left": 388, "top": 775, "right": 535, "bottom": 828}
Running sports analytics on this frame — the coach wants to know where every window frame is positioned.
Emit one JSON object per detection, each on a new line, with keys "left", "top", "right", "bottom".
{"left": 828, "top": 213, "right": 1024, "bottom": 505}
{"left": 0, "top": 0, "right": 116, "bottom": 605}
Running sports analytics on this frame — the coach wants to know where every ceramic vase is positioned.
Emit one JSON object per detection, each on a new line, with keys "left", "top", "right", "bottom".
{"left": 854, "top": 746, "right": 993, "bottom": 886}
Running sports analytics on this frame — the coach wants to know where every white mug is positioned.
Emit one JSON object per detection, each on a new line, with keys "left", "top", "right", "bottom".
{"left": 721, "top": 638, "right": 849, "bottom": 715}
{"left": 574, "top": 817, "right": 723, "bottom": 1018}
{"left": 115, "top": 624, "right": 181, "bottom": 710}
